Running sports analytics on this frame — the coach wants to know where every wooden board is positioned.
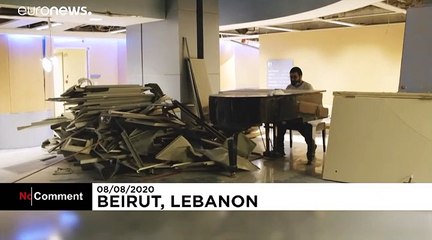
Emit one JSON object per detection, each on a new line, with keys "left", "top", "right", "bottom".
{"left": 323, "top": 92, "right": 432, "bottom": 182}
{"left": 190, "top": 58, "right": 213, "bottom": 108}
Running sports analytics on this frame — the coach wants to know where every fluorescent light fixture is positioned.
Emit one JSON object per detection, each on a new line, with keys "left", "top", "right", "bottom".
{"left": 89, "top": 17, "right": 103, "bottom": 21}
{"left": 219, "top": 34, "right": 260, "bottom": 40}
{"left": 315, "top": 18, "right": 360, "bottom": 27}
{"left": 110, "top": 29, "right": 126, "bottom": 34}
{"left": 35, "top": 22, "right": 62, "bottom": 31}
{"left": 41, "top": 57, "right": 53, "bottom": 72}
{"left": 219, "top": 32, "right": 243, "bottom": 36}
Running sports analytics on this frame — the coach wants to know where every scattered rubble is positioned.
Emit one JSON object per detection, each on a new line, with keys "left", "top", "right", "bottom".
{"left": 20, "top": 83, "right": 259, "bottom": 180}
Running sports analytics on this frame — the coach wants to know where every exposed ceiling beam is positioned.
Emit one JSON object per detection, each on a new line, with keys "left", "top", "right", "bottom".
{"left": 0, "top": 14, "right": 46, "bottom": 22}
{"left": 0, "top": 28, "right": 125, "bottom": 39}
{"left": 219, "top": 34, "right": 260, "bottom": 40}
{"left": 260, "top": 26, "right": 300, "bottom": 32}
{"left": 0, "top": 12, "right": 160, "bottom": 27}
{"left": 219, "top": 32, "right": 244, "bottom": 36}
{"left": 0, "top": 18, "right": 41, "bottom": 28}
{"left": 315, "top": 18, "right": 361, "bottom": 27}
{"left": 372, "top": 2, "right": 407, "bottom": 14}
{"left": 220, "top": 0, "right": 383, "bottom": 31}
{"left": 109, "top": 28, "right": 126, "bottom": 34}
{"left": 326, "top": 11, "right": 403, "bottom": 21}
{"left": 49, "top": 22, "right": 82, "bottom": 32}
{"left": 34, "top": 22, "right": 62, "bottom": 30}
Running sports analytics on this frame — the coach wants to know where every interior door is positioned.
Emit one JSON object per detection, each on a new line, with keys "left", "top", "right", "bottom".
{"left": 53, "top": 48, "right": 87, "bottom": 116}
{"left": 61, "top": 49, "right": 88, "bottom": 91}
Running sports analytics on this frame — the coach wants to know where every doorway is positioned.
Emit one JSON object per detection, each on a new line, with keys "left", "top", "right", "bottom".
{"left": 53, "top": 48, "right": 88, "bottom": 117}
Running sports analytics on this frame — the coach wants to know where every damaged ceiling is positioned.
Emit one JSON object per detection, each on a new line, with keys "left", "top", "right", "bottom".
{"left": 0, "top": 4, "right": 161, "bottom": 38}
{"left": 0, "top": 1, "right": 424, "bottom": 39}
{"left": 219, "top": 0, "right": 424, "bottom": 40}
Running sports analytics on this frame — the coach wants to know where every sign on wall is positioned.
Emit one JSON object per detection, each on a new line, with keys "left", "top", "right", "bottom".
{"left": 267, "top": 59, "right": 293, "bottom": 89}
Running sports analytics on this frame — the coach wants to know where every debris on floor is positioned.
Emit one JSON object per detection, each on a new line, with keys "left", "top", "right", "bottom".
{"left": 20, "top": 83, "right": 259, "bottom": 179}
{"left": 53, "top": 167, "right": 73, "bottom": 175}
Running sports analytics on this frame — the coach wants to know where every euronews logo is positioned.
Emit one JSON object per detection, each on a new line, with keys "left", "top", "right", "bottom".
{"left": 18, "top": 6, "right": 92, "bottom": 16}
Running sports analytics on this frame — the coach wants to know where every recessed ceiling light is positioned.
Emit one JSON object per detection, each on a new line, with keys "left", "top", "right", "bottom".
{"left": 35, "top": 23, "right": 62, "bottom": 30}
{"left": 110, "top": 29, "right": 126, "bottom": 34}
{"left": 89, "top": 18, "right": 103, "bottom": 21}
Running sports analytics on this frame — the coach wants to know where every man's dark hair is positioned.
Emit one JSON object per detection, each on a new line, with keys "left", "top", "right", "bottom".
{"left": 290, "top": 66, "right": 302, "bottom": 76}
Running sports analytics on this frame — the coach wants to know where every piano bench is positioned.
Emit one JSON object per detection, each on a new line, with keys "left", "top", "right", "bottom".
{"left": 289, "top": 121, "right": 327, "bottom": 152}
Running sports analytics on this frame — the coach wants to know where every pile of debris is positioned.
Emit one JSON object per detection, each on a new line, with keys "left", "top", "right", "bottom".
{"left": 21, "top": 83, "right": 259, "bottom": 179}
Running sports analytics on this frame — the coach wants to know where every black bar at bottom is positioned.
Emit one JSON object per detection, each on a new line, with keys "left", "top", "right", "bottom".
{"left": 0, "top": 183, "right": 92, "bottom": 210}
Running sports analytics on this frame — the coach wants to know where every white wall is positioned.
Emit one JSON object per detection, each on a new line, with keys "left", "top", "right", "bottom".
{"left": 259, "top": 23, "right": 405, "bottom": 111}
{"left": 53, "top": 37, "right": 126, "bottom": 85}
{"left": 220, "top": 41, "right": 236, "bottom": 90}
{"left": 219, "top": 40, "right": 260, "bottom": 91}
{"left": 0, "top": 34, "right": 126, "bottom": 112}
{"left": 127, "top": 0, "right": 220, "bottom": 103}
{"left": 0, "top": 34, "right": 53, "bottom": 148}
{"left": 117, "top": 39, "right": 127, "bottom": 84}
{"left": 0, "top": 34, "right": 46, "bottom": 113}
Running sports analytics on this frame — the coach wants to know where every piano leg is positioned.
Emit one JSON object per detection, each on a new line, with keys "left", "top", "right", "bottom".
{"left": 263, "top": 123, "right": 271, "bottom": 156}
{"left": 227, "top": 133, "right": 238, "bottom": 176}
{"left": 263, "top": 123, "right": 280, "bottom": 157}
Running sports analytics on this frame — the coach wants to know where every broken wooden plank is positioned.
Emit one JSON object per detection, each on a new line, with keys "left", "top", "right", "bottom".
{"left": 156, "top": 135, "right": 202, "bottom": 162}
{"left": 201, "top": 147, "right": 259, "bottom": 171}
{"left": 61, "top": 137, "right": 94, "bottom": 154}
{"left": 17, "top": 117, "right": 69, "bottom": 131}
{"left": 120, "top": 131, "right": 144, "bottom": 168}
{"left": 136, "top": 163, "right": 169, "bottom": 173}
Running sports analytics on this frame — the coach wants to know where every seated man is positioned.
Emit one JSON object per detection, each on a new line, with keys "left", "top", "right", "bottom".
{"left": 275, "top": 66, "right": 317, "bottom": 165}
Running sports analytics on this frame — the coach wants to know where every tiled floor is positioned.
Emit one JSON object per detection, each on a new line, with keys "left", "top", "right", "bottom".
{"left": 0, "top": 147, "right": 64, "bottom": 183}
{"left": 0, "top": 133, "right": 329, "bottom": 183}
{"left": 2, "top": 133, "right": 432, "bottom": 239}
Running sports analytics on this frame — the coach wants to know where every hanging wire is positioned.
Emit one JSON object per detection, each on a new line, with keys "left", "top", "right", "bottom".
{"left": 48, "top": 17, "right": 53, "bottom": 59}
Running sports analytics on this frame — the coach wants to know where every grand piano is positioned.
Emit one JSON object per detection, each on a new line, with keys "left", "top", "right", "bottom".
{"left": 209, "top": 89, "right": 328, "bottom": 157}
